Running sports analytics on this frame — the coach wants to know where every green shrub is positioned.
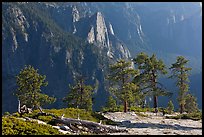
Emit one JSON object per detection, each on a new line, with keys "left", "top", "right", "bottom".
{"left": 2, "top": 116, "right": 62, "bottom": 135}
{"left": 184, "top": 112, "right": 202, "bottom": 120}
{"left": 20, "top": 108, "right": 98, "bottom": 123}
{"left": 4, "top": 112, "right": 10, "bottom": 116}
{"left": 104, "top": 96, "right": 117, "bottom": 112}
{"left": 3, "top": 107, "right": 127, "bottom": 135}
{"left": 134, "top": 112, "right": 148, "bottom": 117}
{"left": 166, "top": 115, "right": 181, "bottom": 119}
{"left": 12, "top": 112, "right": 21, "bottom": 117}
{"left": 129, "top": 106, "right": 147, "bottom": 112}
{"left": 166, "top": 100, "right": 174, "bottom": 114}
{"left": 37, "top": 116, "right": 53, "bottom": 123}
{"left": 184, "top": 94, "right": 199, "bottom": 113}
{"left": 30, "top": 108, "right": 98, "bottom": 123}
{"left": 166, "top": 112, "right": 202, "bottom": 120}
{"left": 91, "top": 112, "right": 119, "bottom": 125}
{"left": 101, "top": 105, "right": 157, "bottom": 113}
{"left": 100, "top": 107, "right": 109, "bottom": 113}
{"left": 117, "top": 105, "right": 124, "bottom": 112}
{"left": 101, "top": 105, "right": 124, "bottom": 113}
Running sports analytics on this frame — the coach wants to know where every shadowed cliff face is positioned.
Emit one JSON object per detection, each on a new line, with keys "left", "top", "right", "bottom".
{"left": 2, "top": 2, "right": 202, "bottom": 113}
{"left": 2, "top": 3, "right": 113, "bottom": 113}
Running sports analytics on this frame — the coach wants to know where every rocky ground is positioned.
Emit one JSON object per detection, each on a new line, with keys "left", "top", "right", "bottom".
{"left": 102, "top": 112, "right": 202, "bottom": 135}
{"left": 15, "top": 111, "right": 202, "bottom": 135}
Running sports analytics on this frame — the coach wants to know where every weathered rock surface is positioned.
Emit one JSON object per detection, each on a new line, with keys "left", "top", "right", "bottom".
{"left": 102, "top": 112, "right": 202, "bottom": 135}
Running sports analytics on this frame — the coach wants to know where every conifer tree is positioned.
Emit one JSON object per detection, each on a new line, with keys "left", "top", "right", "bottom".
{"left": 108, "top": 59, "right": 139, "bottom": 112}
{"left": 105, "top": 95, "right": 117, "bottom": 112}
{"left": 133, "top": 52, "right": 150, "bottom": 105}
{"left": 133, "top": 52, "right": 172, "bottom": 112}
{"left": 167, "top": 100, "right": 174, "bottom": 114}
{"left": 63, "top": 76, "right": 94, "bottom": 111}
{"left": 15, "top": 65, "right": 56, "bottom": 113}
{"left": 169, "top": 56, "right": 191, "bottom": 114}
{"left": 184, "top": 94, "right": 199, "bottom": 113}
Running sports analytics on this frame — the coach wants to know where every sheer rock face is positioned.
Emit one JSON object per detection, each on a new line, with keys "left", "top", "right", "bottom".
{"left": 108, "top": 23, "right": 115, "bottom": 35}
{"left": 2, "top": 3, "right": 113, "bottom": 113}
{"left": 116, "top": 43, "right": 131, "bottom": 59}
{"left": 72, "top": 6, "right": 80, "bottom": 34}
{"left": 85, "top": 12, "right": 131, "bottom": 59}
{"left": 65, "top": 49, "right": 72, "bottom": 64}
{"left": 10, "top": 6, "right": 29, "bottom": 43}
{"left": 86, "top": 12, "right": 110, "bottom": 49}
{"left": 72, "top": 6, "right": 80, "bottom": 22}
{"left": 95, "top": 12, "right": 109, "bottom": 47}
{"left": 10, "top": 27, "right": 18, "bottom": 52}
{"left": 6, "top": 6, "right": 30, "bottom": 52}
{"left": 88, "top": 12, "right": 112, "bottom": 58}
{"left": 87, "top": 26, "right": 95, "bottom": 44}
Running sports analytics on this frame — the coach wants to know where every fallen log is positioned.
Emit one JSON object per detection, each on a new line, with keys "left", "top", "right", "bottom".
{"left": 53, "top": 117, "right": 128, "bottom": 134}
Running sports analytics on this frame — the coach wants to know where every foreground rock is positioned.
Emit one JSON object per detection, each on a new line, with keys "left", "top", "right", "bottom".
{"left": 102, "top": 112, "right": 202, "bottom": 135}
{"left": 16, "top": 112, "right": 128, "bottom": 135}
{"left": 52, "top": 116, "right": 128, "bottom": 134}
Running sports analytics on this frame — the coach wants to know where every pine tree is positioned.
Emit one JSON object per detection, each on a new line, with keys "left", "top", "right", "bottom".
{"left": 15, "top": 65, "right": 56, "bottom": 113}
{"left": 169, "top": 56, "right": 191, "bottom": 114}
{"left": 108, "top": 59, "right": 139, "bottom": 112}
{"left": 105, "top": 96, "right": 117, "bottom": 112}
{"left": 132, "top": 52, "right": 150, "bottom": 107}
{"left": 63, "top": 76, "right": 94, "bottom": 111}
{"left": 184, "top": 94, "right": 199, "bottom": 113}
{"left": 167, "top": 100, "right": 174, "bottom": 114}
{"left": 133, "top": 52, "right": 172, "bottom": 113}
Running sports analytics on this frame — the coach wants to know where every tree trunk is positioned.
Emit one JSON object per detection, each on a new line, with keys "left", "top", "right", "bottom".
{"left": 18, "top": 99, "right": 21, "bottom": 114}
{"left": 54, "top": 117, "right": 127, "bottom": 133}
{"left": 37, "top": 106, "right": 44, "bottom": 113}
{"left": 124, "top": 100, "right": 128, "bottom": 113}
{"left": 180, "top": 103, "right": 184, "bottom": 114}
{"left": 79, "top": 78, "right": 84, "bottom": 109}
{"left": 153, "top": 95, "right": 158, "bottom": 113}
{"left": 152, "top": 70, "right": 158, "bottom": 113}
{"left": 180, "top": 68, "right": 184, "bottom": 114}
